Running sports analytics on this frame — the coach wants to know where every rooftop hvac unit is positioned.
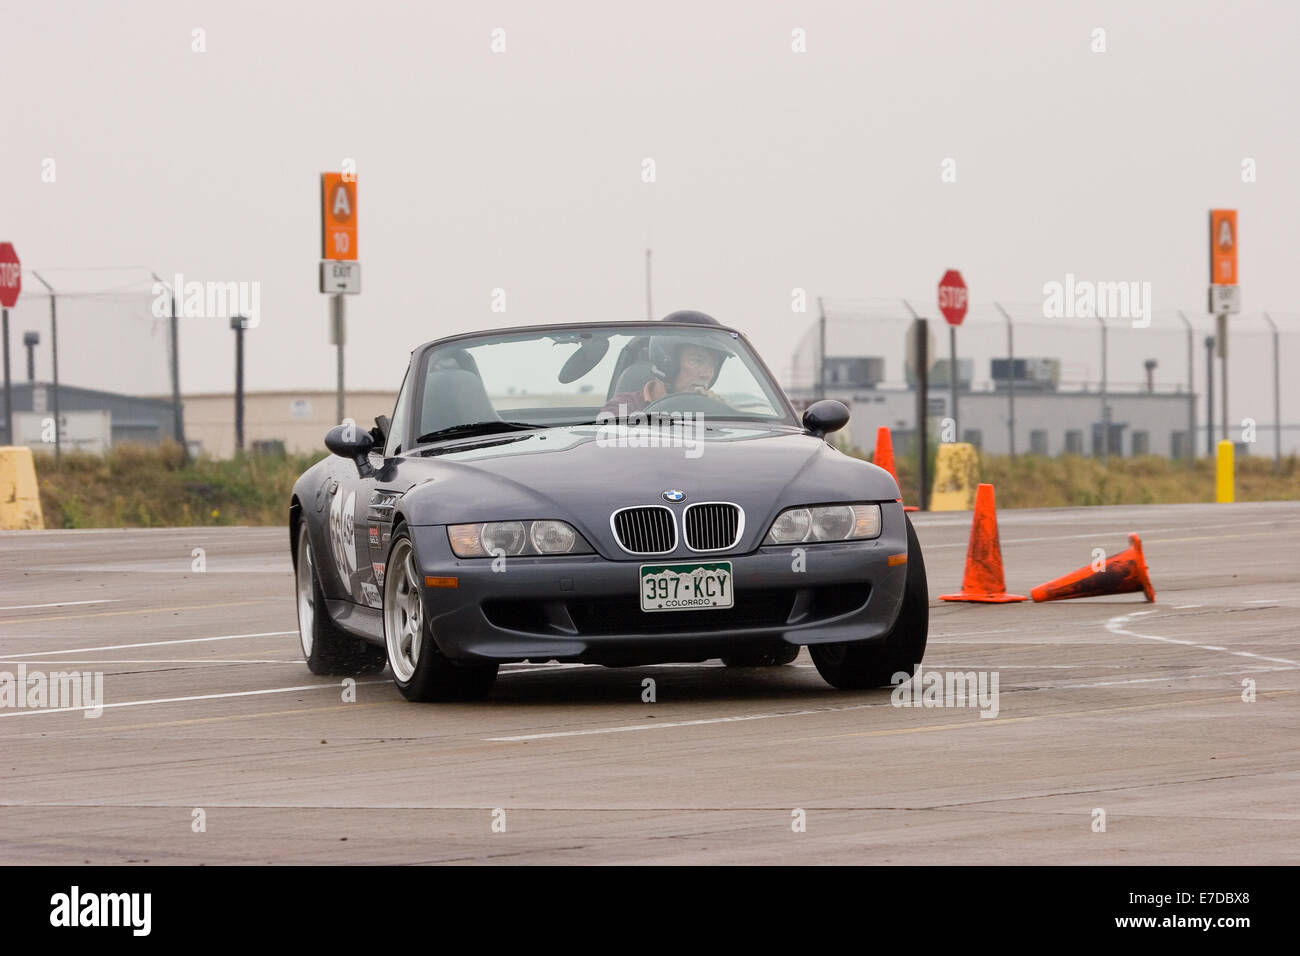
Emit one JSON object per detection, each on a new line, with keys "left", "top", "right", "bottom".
{"left": 821, "top": 356, "right": 885, "bottom": 388}
{"left": 924, "top": 358, "right": 973, "bottom": 389}
{"left": 991, "top": 358, "right": 1061, "bottom": 391}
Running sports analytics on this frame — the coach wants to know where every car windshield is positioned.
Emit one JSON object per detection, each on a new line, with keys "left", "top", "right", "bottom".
{"left": 411, "top": 325, "right": 796, "bottom": 443}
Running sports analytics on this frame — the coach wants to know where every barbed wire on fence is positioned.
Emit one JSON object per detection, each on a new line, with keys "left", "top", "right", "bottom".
{"left": 786, "top": 297, "right": 1300, "bottom": 459}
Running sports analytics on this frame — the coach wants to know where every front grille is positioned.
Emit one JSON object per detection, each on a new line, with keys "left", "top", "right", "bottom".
{"left": 684, "top": 502, "right": 743, "bottom": 551}
{"left": 611, "top": 506, "right": 676, "bottom": 555}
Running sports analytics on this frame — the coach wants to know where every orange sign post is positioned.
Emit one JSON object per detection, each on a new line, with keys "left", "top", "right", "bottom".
{"left": 1208, "top": 209, "right": 1239, "bottom": 317}
{"left": 321, "top": 173, "right": 358, "bottom": 261}
{"left": 1208, "top": 209, "right": 1238, "bottom": 448}
{"left": 320, "top": 173, "right": 360, "bottom": 425}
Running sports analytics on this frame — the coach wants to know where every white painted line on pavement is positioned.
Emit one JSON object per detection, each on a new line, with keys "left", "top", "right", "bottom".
{"left": 0, "top": 526, "right": 267, "bottom": 537}
{"left": 0, "top": 679, "right": 387, "bottom": 718}
{"left": 486, "top": 701, "right": 887, "bottom": 742}
{"left": 29, "top": 560, "right": 290, "bottom": 575}
{"left": 1048, "top": 665, "right": 1299, "bottom": 690}
{"left": 924, "top": 518, "right": 1295, "bottom": 550}
{"left": 0, "top": 631, "right": 296, "bottom": 660}
{"left": 0, "top": 600, "right": 121, "bottom": 611}
{"left": 497, "top": 662, "right": 725, "bottom": 673}
{"left": 0, "top": 659, "right": 300, "bottom": 665}
{"left": 1106, "top": 611, "right": 1300, "bottom": 667}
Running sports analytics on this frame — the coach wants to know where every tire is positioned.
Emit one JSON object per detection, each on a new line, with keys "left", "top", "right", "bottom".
{"left": 810, "top": 515, "right": 929, "bottom": 690}
{"left": 295, "top": 523, "right": 387, "bottom": 676}
{"left": 383, "top": 529, "right": 498, "bottom": 702}
{"left": 721, "top": 645, "right": 800, "bottom": 667}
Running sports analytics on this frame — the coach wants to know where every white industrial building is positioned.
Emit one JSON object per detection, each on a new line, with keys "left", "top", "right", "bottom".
{"left": 789, "top": 356, "right": 1201, "bottom": 459}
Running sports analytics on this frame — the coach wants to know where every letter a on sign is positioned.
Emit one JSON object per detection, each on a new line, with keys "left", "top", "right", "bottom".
{"left": 322, "top": 172, "right": 358, "bottom": 261}
{"left": 333, "top": 187, "right": 351, "bottom": 218}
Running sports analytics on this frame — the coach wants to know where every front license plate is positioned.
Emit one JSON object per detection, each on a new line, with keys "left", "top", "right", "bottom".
{"left": 639, "top": 561, "right": 734, "bottom": 612}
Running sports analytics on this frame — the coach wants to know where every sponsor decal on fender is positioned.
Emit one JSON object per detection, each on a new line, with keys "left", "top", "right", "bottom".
{"left": 328, "top": 487, "right": 358, "bottom": 584}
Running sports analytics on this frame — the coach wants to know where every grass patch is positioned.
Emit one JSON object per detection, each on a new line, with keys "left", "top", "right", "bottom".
{"left": 865, "top": 449, "right": 1300, "bottom": 509}
{"left": 34, "top": 442, "right": 326, "bottom": 528}
{"left": 29, "top": 443, "right": 1300, "bottom": 528}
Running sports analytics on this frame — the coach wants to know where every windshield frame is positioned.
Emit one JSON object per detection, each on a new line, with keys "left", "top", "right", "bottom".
{"left": 401, "top": 322, "right": 801, "bottom": 452}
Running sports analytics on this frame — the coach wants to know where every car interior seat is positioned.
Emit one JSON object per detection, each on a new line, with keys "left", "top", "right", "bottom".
{"left": 612, "top": 359, "right": 655, "bottom": 398}
{"left": 607, "top": 338, "right": 653, "bottom": 399}
{"left": 420, "top": 367, "right": 501, "bottom": 438}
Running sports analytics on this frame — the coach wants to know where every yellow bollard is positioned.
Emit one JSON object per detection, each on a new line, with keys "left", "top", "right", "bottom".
{"left": 0, "top": 446, "right": 45, "bottom": 529}
{"left": 1215, "top": 440, "right": 1234, "bottom": 503}
{"left": 930, "top": 442, "right": 980, "bottom": 511}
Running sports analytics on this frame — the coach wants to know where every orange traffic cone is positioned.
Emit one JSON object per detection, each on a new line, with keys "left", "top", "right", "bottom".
{"left": 939, "top": 483, "right": 1026, "bottom": 603}
{"left": 1031, "top": 533, "right": 1155, "bottom": 603}
{"left": 873, "top": 426, "right": 918, "bottom": 512}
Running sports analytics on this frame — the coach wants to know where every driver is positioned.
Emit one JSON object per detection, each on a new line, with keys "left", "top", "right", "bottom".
{"left": 600, "top": 338, "right": 728, "bottom": 418}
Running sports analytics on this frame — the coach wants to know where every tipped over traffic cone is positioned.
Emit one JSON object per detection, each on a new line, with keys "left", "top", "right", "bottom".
{"left": 873, "top": 426, "right": 917, "bottom": 512}
{"left": 939, "top": 483, "right": 1026, "bottom": 603}
{"left": 1031, "top": 533, "right": 1155, "bottom": 603}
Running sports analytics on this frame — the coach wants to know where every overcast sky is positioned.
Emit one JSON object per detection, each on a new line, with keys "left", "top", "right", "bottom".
{"left": 2, "top": 1, "right": 1297, "bottom": 421}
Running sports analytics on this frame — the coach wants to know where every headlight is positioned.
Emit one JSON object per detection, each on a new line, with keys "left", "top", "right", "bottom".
{"left": 481, "top": 521, "right": 526, "bottom": 555}
{"left": 447, "top": 520, "right": 593, "bottom": 557}
{"left": 530, "top": 520, "right": 578, "bottom": 554}
{"left": 763, "top": 504, "right": 882, "bottom": 544}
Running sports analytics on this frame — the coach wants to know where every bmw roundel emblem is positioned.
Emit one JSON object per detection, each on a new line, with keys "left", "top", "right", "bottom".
{"left": 662, "top": 489, "right": 686, "bottom": 503}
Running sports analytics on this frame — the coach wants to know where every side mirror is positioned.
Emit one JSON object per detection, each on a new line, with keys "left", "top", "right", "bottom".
{"left": 325, "top": 424, "right": 375, "bottom": 478}
{"left": 802, "top": 399, "right": 850, "bottom": 438}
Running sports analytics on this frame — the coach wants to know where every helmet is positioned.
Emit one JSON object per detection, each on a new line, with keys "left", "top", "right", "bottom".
{"left": 649, "top": 310, "right": 731, "bottom": 386}
{"left": 649, "top": 335, "right": 730, "bottom": 387}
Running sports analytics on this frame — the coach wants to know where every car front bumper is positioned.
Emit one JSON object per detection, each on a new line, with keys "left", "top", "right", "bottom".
{"left": 409, "top": 503, "right": 912, "bottom": 665}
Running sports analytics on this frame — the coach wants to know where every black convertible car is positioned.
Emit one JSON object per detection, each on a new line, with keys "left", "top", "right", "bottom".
{"left": 290, "top": 313, "right": 928, "bottom": 701}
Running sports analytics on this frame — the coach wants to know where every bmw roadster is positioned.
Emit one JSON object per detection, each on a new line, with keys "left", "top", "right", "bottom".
{"left": 290, "top": 313, "right": 928, "bottom": 701}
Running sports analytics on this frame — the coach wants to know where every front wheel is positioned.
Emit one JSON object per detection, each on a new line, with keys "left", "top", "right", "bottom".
{"left": 810, "top": 515, "right": 929, "bottom": 690}
{"left": 384, "top": 530, "right": 498, "bottom": 702}
{"left": 295, "top": 523, "right": 387, "bottom": 676}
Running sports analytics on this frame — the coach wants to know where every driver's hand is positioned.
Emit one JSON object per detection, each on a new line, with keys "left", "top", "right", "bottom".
{"left": 690, "top": 386, "right": 726, "bottom": 402}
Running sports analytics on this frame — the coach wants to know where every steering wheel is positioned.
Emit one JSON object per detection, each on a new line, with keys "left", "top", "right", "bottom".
{"left": 642, "top": 391, "right": 735, "bottom": 416}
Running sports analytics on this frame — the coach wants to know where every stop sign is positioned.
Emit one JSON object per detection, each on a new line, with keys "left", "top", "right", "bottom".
{"left": 937, "top": 269, "right": 967, "bottom": 326}
{"left": 0, "top": 243, "right": 19, "bottom": 308}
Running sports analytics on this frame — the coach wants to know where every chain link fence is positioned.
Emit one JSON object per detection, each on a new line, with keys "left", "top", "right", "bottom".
{"left": 790, "top": 297, "right": 1300, "bottom": 462}
{"left": 4, "top": 274, "right": 1298, "bottom": 464}
{"left": 1, "top": 270, "right": 177, "bottom": 454}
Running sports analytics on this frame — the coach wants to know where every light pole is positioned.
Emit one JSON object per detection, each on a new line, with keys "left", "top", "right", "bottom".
{"left": 995, "top": 302, "right": 1016, "bottom": 459}
{"left": 30, "top": 272, "right": 60, "bottom": 466}
{"left": 231, "top": 315, "right": 250, "bottom": 455}
{"left": 1262, "top": 313, "right": 1281, "bottom": 472}
{"left": 902, "top": 298, "right": 929, "bottom": 511}
{"left": 1177, "top": 311, "right": 1195, "bottom": 465}
{"left": 816, "top": 297, "right": 826, "bottom": 401}
{"left": 23, "top": 331, "right": 38, "bottom": 382}
{"left": 1204, "top": 335, "right": 1215, "bottom": 456}
{"left": 1097, "top": 315, "right": 1109, "bottom": 463}
{"left": 151, "top": 272, "right": 187, "bottom": 458}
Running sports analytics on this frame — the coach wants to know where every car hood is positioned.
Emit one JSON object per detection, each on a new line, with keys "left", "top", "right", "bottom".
{"left": 396, "top": 423, "right": 900, "bottom": 557}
